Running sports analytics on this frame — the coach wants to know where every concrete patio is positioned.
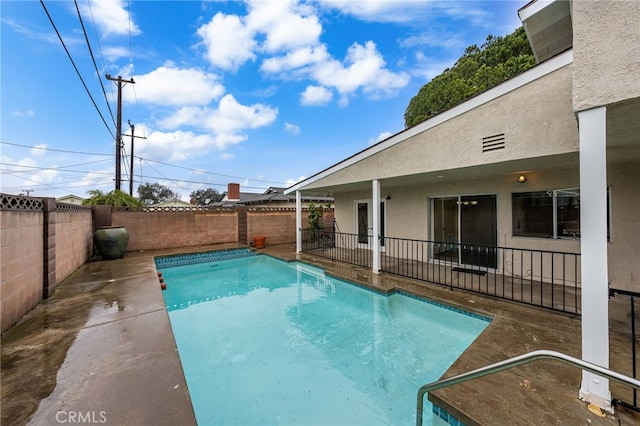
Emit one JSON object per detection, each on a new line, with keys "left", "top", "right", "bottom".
{"left": 1, "top": 243, "right": 638, "bottom": 425}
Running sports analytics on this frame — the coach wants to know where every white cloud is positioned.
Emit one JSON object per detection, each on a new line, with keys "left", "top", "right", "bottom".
{"left": 197, "top": 12, "right": 256, "bottom": 71}
{"left": 220, "top": 153, "right": 234, "bottom": 160}
{"left": 147, "top": 94, "right": 277, "bottom": 160}
{"left": 138, "top": 129, "right": 247, "bottom": 162}
{"left": 316, "top": 0, "right": 431, "bottom": 23}
{"left": 125, "top": 66, "right": 225, "bottom": 106}
{"left": 300, "top": 85, "right": 332, "bottom": 106}
{"left": 196, "top": 1, "right": 408, "bottom": 103}
{"left": 84, "top": 0, "right": 141, "bottom": 37}
{"left": 101, "top": 46, "right": 130, "bottom": 61}
{"left": 11, "top": 109, "right": 35, "bottom": 118}
{"left": 312, "top": 41, "right": 409, "bottom": 98}
{"left": 246, "top": 0, "right": 322, "bottom": 52}
{"left": 203, "top": 94, "right": 278, "bottom": 133}
{"left": 284, "top": 122, "right": 300, "bottom": 135}
{"left": 261, "top": 45, "right": 329, "bottom": 74}
{"left": 31, "top": 144, "right": 48, "bottom": 156}
{"left": 368, "top": 131, "right": 392, "bottom": 145}
{"left": 286, "top": 176, "right": 307, "bottom": 187}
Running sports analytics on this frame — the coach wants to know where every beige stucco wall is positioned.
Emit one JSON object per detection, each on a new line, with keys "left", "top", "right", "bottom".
{"left": 334, "top": 168, "right": 580, "bottom": 251}
{"left": 608, "top": 162, "right": 640, "bottom": 291}
{"left": 305, "top": 64, "right": 577, "bottom": 190}
{"left": 332, "top": 162, "right": 640, "bottom": 291}
{"left": 572, "top": 0, "right": 640, "bottom": 112}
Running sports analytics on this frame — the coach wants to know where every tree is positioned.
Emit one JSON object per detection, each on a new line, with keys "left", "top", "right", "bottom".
{"left": 82, "top": 189, "right": 143, "bottom": 207}
{"left": 404, "top": 26, "right": 536, "bottom": 128}
{"left": 137, "top": 183, "right": 181, "bottom": 205}
{"left": 190, "top": 188, "right": 224, "bottom": 205}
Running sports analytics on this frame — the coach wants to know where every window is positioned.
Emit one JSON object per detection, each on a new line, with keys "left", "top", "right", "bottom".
{"left": 512, "top": 188, "right": 610, "bottom": 240}
{"left": 512, "top": 191, "right": 553, "bottom": 237}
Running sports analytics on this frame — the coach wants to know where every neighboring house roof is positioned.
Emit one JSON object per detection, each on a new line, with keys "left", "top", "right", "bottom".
{"left": 151, "top": 200, "right": 194, "bottom": 208}
{"left": 216, "top": 186, "right": 333, "bottom": 206}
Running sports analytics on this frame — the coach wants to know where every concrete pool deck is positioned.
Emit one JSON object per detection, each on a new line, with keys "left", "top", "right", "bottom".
{"left": 1, "top": 243, "right": 638, "bottom": 425}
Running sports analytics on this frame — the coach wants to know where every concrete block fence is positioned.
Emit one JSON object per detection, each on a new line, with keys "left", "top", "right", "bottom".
{"left": 0, "top": 194, "right": 334, "bottom": 332}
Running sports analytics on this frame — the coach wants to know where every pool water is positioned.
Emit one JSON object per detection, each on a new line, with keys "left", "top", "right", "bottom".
{"left": 160, "top": 255, "right": 489, "bottom": 426}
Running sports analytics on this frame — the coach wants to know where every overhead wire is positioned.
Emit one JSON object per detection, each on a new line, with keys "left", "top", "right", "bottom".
{"left": 86, "top": 0, "right": 116, "bottom": 108}
{"left": 126, "top": 0, "right": 140, "bottom": 109}
{"left": 1, "top": 141, "right": 287, "bottom": 189}
{"left": 3, "top": 172, "right": 94, "bottom": 197}
{"left": 39, "top": 0, "right": 115, "bottom": 140}
{"left": 141, "top": 158, "right": 287, "bottom": 185}
{"left": 1, "top": 141, "right": 112, "bottom": 156}
{"left": 74, "top": 0, "right": 116, "bottom": 127}
{"left": 2, "top": 140, "right": 287, "bottom": 186}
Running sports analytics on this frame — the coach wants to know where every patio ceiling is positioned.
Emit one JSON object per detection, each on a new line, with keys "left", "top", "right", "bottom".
{"left": 297, "top": 152, "right": 581, "bottom": 197}
{"left": 606, "top": 97, "right": 640, "bottom": 162}
{"left": 519, "top": 0, "right": 573, "bottom": 63}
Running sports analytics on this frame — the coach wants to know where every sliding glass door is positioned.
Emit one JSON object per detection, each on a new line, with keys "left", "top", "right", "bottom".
{"left": 355, "top": 200, "right": 386, "bottom": 248}
{"left": 430, "top": 194, "right": 497, "bottom": 268}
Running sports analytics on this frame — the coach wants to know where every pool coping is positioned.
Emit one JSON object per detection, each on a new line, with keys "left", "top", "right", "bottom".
{"left": 2, "top": 243, "right": 637, "bottom": 426}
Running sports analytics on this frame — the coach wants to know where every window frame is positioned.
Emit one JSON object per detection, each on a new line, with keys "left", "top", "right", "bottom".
{"left": 512, "top": 187, "right": 611, "bottom": 241}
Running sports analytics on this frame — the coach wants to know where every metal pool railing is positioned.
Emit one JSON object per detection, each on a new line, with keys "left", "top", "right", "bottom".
{"left": 416, "top": 349, "right": 640, "bottom": 426}
{"left": 300, "top": 229, "right": 582, "bottom": 314}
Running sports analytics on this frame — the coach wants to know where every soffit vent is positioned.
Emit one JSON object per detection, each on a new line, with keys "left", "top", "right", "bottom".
{"left": 482, "top": 133, "right": 505, "bottom": 153}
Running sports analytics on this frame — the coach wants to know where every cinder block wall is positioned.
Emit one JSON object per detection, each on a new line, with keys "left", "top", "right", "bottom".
{"left": 1, "top": 208, "right": 44, "bottom": 333}
{"left": 54, "top": 204, "right": 93, "bottom": 292}
{"left": 247, "top": 208, "right": 298, "bottom": 245}
{"left": 113, "top": 208, "right": 238, "bottom": 251}
{"left": 246, "top": 207, "right": 335, "bottom": 246}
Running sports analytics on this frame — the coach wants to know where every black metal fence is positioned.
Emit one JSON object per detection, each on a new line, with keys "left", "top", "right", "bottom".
{"left": 300, "top": 229, "right": 581, "bottom": 314}
{"left": 301, "top": 228, "right": 372, "bottom": 268}
{"left": 609, "top": 288, "right": 640, "bottom": 412}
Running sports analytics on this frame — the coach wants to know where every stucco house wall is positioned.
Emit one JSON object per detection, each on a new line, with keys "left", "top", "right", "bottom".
{"left": 572, "top": 0, "right": 640, "bottom": 112}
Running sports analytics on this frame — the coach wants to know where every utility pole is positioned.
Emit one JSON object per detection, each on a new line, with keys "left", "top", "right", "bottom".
{"left": 106, "top": 74, "right": 135, "bottom": 191}
{"left": 124, "top": 120, "right": 147, "bottom": 196}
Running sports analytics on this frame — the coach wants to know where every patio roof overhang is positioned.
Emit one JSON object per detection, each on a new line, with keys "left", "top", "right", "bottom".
{"left": 518, "top": 0, "right": 573, "bottom": 63}
{"left": 288, "top": 152, "right": 581, "bottom": 197}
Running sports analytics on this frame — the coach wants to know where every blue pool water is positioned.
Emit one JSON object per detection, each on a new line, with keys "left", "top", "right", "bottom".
{"left": 159, "top": 254, "right": 489, "bottom": 426}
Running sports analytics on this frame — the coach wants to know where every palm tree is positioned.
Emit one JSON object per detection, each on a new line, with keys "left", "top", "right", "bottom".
{"left": 82, "top": 189, "right": 143, "bottom": 207}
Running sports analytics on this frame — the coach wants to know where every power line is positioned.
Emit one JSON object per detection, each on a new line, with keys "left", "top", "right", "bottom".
{"left": 39, "top": 0, "right": 115, "bottom": 140}
{"left": 0, "top": 159, "right": 111, "bottom": 173}
{"left": 2, "top": 172, "right": 100, "bottom": 197}
{"left": 1, "top": 162, "right": 269, "bottom": 190}
{"left": 0, "top": 141, "right": 112, "bottom": 156}
{"left": 74, "top": 0, "right": 116, "bottom": 128}
{"left": 141, "top": 158, "right": 287, "bottom": 185}
{"left": 1, "top": 140, "right": 287, "bottom": 186}
{"left": 86, "top": 0, "right": 115, "bottom": 110}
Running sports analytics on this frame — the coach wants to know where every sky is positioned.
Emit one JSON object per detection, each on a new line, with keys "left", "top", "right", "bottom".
{"left": 1, "top": 0, "right": 524, "bottom": 201}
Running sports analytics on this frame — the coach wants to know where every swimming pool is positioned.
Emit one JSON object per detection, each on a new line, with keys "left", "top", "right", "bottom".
{"left": 159, "top": 253, "right": 489, "bottom": 425}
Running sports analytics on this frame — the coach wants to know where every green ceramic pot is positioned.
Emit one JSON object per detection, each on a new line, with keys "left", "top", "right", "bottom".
{"left": 94, "top": 226, "right": 130, "bottom": 260}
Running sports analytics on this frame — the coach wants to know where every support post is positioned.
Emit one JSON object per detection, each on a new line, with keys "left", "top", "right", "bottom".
{"left": 128, "top": 121, "right": 135, "bottom": 196}
{"left": 578, "top": 106, "right": 612, "bottom": 412}
{"left": 296, "top": 191, "right": 302, "bottom": 254}
{"left": 372, "top": 179, "right": 381, "bottom": 274}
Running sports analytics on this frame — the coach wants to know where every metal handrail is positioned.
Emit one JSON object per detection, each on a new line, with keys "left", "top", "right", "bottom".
{"left": 416, "top": 349, "right": 640, "bottom": 426}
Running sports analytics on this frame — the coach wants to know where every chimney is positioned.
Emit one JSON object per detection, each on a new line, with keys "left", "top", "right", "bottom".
{"left": 228, "top": 183, "right": 240, "bottom": 201}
